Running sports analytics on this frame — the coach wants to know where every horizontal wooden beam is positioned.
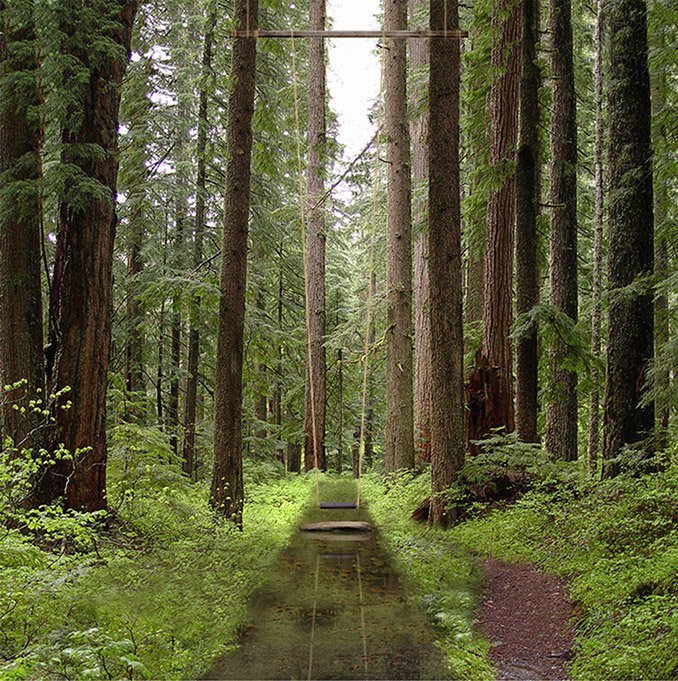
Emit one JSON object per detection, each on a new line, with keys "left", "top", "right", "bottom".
{"left": 230, "top": 29, "right": 468, "bottom": 39}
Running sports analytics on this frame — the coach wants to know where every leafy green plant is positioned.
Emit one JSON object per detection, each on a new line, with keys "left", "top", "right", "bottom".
{"left": 362, "top": 472, "right": 494, "bottom": 680}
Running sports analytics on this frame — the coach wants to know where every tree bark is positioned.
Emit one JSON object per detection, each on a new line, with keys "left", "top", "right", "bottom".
{"left": 272, "top": 246, "right": 284, "bottom": 463}
{"left": 169, "top": 202, "right": 184, "bottom": 458}
{"left": 409, "top": 0, "right": 432, "bottom": 465}
{"left": 588, "top": 0, "right": 604, "bottom": 472}
{"left": 286, "top": 406, "right": 301, "bottom": 473}
{"left": 428, "top": 0, "right": 464, "bottom": 526}
{"left": 125, "top": 207, "right": 144, "bottom": 397}
{"left": 183, "top": 9, "right": 216, "bottom": 480}
{"left": 156, "top": 216, "right": 169, "bottom": 427}
{"left": 480, "top": 0, "right": 521, "bottom": 435}
{"left": 304, "top": 0, "right": 327, "bottom": 472}
{"left": 385, "top": 0, "right": 415, "bottom": 473}
{"left": 0, "top": 0, "right": 44, "bottom": 453}
{"left": 515, "top": 0, "right": 541, "bottom": 443}
{"left": 545, "top": 0, "right": 578, "bottom": 461}
{"left": 602, "top": 0, "right": 654, "bottom": 476}
{"left": 465, "top": 250, "right": 484, "bottom": 324}
{"left": 43, "top": 0, "right": 137, "bottom": 511}
{"left": 211, "top": 0, "right": 258, "bottom": 525}
{"left": 253, "top": 286, "right": 268, "bottom": 452}
{"left": 337, "top": 345, "right": 344, "bottom": 473}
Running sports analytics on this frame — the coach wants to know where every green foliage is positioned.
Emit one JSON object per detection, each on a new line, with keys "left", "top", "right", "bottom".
{"left": 0, "top": 454, "right": 312, "bottom": 679}
{"left": 361, "top": 473, "right": 494, "bottom": 680}
{"left": 451, "top": 460, "right": 678, "bottom": 680}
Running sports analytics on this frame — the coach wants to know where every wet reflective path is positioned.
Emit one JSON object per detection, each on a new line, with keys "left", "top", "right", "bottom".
{"left": 205, "top": 479, "right": 450, "bottom": 680}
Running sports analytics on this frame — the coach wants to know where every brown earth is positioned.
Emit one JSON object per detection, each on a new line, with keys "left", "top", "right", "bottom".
{"left": 476, "top": 557, "right": 575, "bottom": 680}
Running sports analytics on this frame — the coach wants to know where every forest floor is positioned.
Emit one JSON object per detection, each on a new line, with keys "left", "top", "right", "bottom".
{"left": 2, "top": 455, "right": 675, "bottom": 680}
{"left": 477, "top": 557, "right": 574, "bottom": 680}
{"left": 205, "top": 478, "right": 449, "bottom": 680}
{"left": 364, "top": 458, "right": 676, "bottom": 681}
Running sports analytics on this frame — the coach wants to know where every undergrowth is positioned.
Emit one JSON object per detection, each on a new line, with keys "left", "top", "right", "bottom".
{"left": 361, "top": 473, "right": 495, "bottom": 681}
{"left": 365, "top": 445, "right": 677, "bottom": 681}
{"left": 0, "top": 433, "right": 312, "bottom": 680}
{"left": 452, "top": 460, "right": 677, "bottom": 680}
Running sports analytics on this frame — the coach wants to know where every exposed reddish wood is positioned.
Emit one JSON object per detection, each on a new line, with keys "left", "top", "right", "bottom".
{"left": 465, "top": 352, "right": 506, "bottom": 455}
{"left": 479, "top": 0, "right": 521, "bottom": 436}
{"left": 42, "top": 0, "right": 137, "bottom": 511}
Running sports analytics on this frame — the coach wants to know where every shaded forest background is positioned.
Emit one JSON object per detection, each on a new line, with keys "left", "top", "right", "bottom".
{"left": 0, "top": 0, "right": 675, "bottom": 676}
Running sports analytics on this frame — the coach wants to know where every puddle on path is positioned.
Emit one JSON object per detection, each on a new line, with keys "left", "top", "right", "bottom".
{"left": 205, "top": 479, "right": 450, "bottom": 680}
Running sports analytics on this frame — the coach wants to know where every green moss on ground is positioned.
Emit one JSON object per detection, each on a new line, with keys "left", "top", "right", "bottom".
{"left": 363, "top": 462, "right": 677, "bottom": 681}
{"left": 1, "top": 457, "right": 312, "bottom": 680}
{"left": 361, "top": 473, "right": 495, "bottom": 680}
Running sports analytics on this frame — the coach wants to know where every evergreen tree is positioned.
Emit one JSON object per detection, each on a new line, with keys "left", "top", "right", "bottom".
{"left": 546, "top": 0, "right": 579, "bottom": 461}
{"left": 0, "top": 0, "right": 44, "bottom": 454}
{"left": 602, "top": 0, "right": 654, "bottom": 475}
{"left": 211, "top": 0, "right": 258, "bottom": 524}
{"left": 428, "top": 0, "right": 464, "bottom": 525}
{"left": 384, "top": 0, "right": 415, "bottom": 473}
{"left": 303, "top": 0, "right": 327, "bottom": 472}
{"left": 42, "top": 0, "right": 138, "bottom": 510}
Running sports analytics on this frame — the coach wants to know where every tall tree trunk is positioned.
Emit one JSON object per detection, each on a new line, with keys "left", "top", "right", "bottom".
{"left": 385, "top": 0, "right": 415, "bottom": 473}
{"left": 183, "top": 9, "right": 215, "bottom": 479}
{"left": 169, "top": 203, "right": 184, "bottom": 458}
{"left": 588, "top": 0, "right": 604, "bottom": 471}
{"left": 304, "top": 0, "right": 327, "bottom": 471}
{"left": 0, "top": 0, "right": 44, "bottom": 455}
{"left": 43, "top": 0, "right": 137, "bottom": 511}
{"left": 602, "top": 0, "right": 654, "bottom": 476}
{"left": 125, "top": 208, "right": 144, "bottom": 397}
{"left": 428, "top": 0, "right": 464, "bottom": 526}
{"left": 515, "top": 0, "right": 540, "bottom": 443}
{"left": 337, "top": 345, "right": 344, "bottom": 473}
{"left": 545, "top": 0, "right": 578, "bottom": 461}
{"left": 465, "top": 250, "right": 484, "bottom": 323}
{"left": 409, "top": 0, "right": 432, "bottom": 466}
{"left": 253, "top": 288, "right": 268, "bottom": 452}
{"left": 286, "top": 407, "right": 301, "bottom": 473}
{"left": 156, "top": 216, "right": 169, "bottom": 427}
{"left": 210, "top": 0, "right": 258, "bottom": 524}
{"left": 335, "top": 293, "right": 344, "bottom": 474}
{"left": 271, "top": 247, "right": 284, "bottom": 463}
{"left": 480, "top": 0, "right": 521, "bottom": 434}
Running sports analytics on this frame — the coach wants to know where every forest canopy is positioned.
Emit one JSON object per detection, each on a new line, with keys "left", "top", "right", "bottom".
{"left": 0, "top": 0, "right": 675, "bottom": 677}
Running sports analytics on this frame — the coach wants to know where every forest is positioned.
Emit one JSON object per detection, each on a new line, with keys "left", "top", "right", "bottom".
{"left": 0, "top": 0, "right": 675, "bottom": 677}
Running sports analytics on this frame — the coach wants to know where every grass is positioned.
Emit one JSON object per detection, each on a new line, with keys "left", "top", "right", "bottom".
{"left": 363, "top": 457, "right": 677, "bottom": 681}
{"left": 361, "top": 472, "right": 495, "bottom": 680}
{"left": 2, "top": 423, "right": 674, "bottom": 681}
{"left": 451, "top": 464, "right": 677, "bottom": 680}
{"left": 0, "top": 453, "right": 312, "bottom": 680}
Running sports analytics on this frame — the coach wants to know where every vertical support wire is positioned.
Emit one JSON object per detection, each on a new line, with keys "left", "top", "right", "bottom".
{"left": 356, "top": 553, "right": 369, "bottom": 678}
{"left": 307, "top": 554, "right": 321, "bottom": 680}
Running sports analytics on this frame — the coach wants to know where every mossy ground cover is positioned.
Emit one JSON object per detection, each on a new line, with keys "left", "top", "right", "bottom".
{"left": 361, "top": 474, "right": 495, "bottom": 680}
{"left": 1, "top": 455, "right": 312, "bottom": 680}
{"left": 363, "top": 460, "right": 677, "bottom": 681}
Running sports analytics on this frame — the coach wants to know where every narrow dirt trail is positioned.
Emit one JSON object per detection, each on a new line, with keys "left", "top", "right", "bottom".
{"left": 204, "top": 479, "right": 449, "bottom": 680}
{"left": 477, "top": 557, "right": 574, "bottom": 680}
